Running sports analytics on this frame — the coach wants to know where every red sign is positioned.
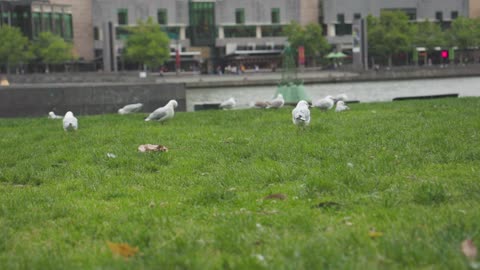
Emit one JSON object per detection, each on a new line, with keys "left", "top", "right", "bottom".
{"left": 298, "top": 46, "right": 305, "bottom": 65}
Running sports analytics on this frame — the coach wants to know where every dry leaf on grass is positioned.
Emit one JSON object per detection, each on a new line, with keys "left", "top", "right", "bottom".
{"left": 138, "top": 144, "right": 168, "bottom": 152}
{"left": 263, "top": 193, "right": 287, "bottom": 200}
{"left": 462, "top": 239, "right": 478, "bottom": 261}
{"left": 368, "top": 228, "right": 384, "bottom": 239}
{"left": 107, "top": 241, "right": 139, "bottom": 258}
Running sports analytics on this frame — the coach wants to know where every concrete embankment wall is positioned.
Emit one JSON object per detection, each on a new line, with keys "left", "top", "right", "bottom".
{"left": 0, "top": 83, "right": 185, "bottom": 118}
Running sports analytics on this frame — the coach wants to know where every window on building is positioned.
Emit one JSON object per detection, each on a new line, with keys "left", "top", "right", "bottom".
{"left": 117, "top": 8, "right": 128, "bottom": 25}
{"left": 354, "top": 13, "right": 361, "bottom": 20}
{"left": 63, "top": 13, "right": 73, "bottom": 39}
{"left": 337, "top": 14, "right": 345, "bottom": 23}
{"left": 235, "top": 8, "right": 244, "bottom": 24}
{"left": 157, "top": 9, "right": 167, "bottom": 25}
{"left": 42, "top": 12, "right": 52, "bottom": 33}
{"left": 32, "top": 12, "right": 41, "bottom": 38}
{"left": 93, "top": 26, "right": 100, "bottom": 40}
{"left": 451, "top": 11, "right": 458, "bottom": 20}
{"left": 53, "top": 13, "right": 62, "bottom": 36}
{"left": 435, "top": 11, "right": 443, "bottom": 21}
{"left": 271, "top": 8, "right": 280, "bottom": 24}
{"left": 1, "top": 11, "right": 9, "bottom": 25}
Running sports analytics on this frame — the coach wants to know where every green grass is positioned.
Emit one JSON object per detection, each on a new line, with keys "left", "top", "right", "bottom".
{"left": 0, "top": 97, "right": 479, "bottom": 269}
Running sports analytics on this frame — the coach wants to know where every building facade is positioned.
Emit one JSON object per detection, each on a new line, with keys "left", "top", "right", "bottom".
{"left": 0, "top": 0, "right": 93, "bottom": 61}
{"left": 92, "top": 0, "right": 310, "bottom": 72}
{"left": 322, "top": 0, "right": 470, "bottom": 50}
{"left": 470, "top": 0, "right": 480, "bottom": 18}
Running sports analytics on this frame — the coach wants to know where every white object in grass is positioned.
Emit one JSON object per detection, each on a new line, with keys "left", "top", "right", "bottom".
{"left": 292, "top": 100, "right": 311, "bottom": 127}
{"left": 145, "top": 100, "right": 178, "bottom": 122}
{"left": 63, "top": 111, "right": 78, "bottom": 131}
{"left": 118, "top": 103, "right": 143, "bottom": 114}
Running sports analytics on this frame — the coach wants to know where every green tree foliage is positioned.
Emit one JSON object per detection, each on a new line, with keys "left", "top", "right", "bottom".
{"left": 31, "top": 32, "right": 74, "bottom": 72}
{"left": 446, "top": 17, "right": 480, "bottom": 62}
{"left": 283, "top": 21, "right": 330, "bottom": 66}
{"left": 0, "top": 26, "right": 31, "bottom": 73}
{"left": 413, "top": 20, "right": 446, "bottom": 53}
{"left": 124, "top": 17, "right": 170, "bottom": 71}
{"left": 367, "top": 11, "right": 414, "bottom": 66}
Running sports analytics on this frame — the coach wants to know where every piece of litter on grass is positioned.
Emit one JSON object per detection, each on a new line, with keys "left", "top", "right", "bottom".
{"left": 107, "top": 153, "right": 117, "bottom": 158}
{"left": 138, "top": 144, "right": 169, "bottom": 152}
{"left": 107, "top": 241, "right": 139, "bottom": 259}
{"left": 347, "top": 162, "right": 354, "bottom": 168}
{"left": 462, "top": 239, "right": 478, "bottom": 261}
{"left": 368, "top": 228, "right": 384, "bottom": 239}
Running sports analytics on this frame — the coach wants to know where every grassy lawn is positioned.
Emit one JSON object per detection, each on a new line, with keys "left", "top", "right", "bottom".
{"left": 0, "top": 97, "right": 479, "bottom": 269}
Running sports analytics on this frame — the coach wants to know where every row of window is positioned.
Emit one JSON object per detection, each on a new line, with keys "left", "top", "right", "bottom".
{"left": 96, "top": 24, "right": 285, "bottom": 41}
{"left": 115, "top": 8, "right": 281, "bottom": 26}
{"left": 335, "top": 10, "right": 459, "bottom": 23}
{"left": 0, "top": 10, "right": 72, "bottom": 40}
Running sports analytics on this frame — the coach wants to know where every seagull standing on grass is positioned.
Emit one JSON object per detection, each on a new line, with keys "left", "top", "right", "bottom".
{"left": 118, "top": 103, "right": 143, "bottom": 114}
{"left": 335, "top": 100, "right": 350, "bottom": 112}
{"left": 48, "top": 111, "right": 63, "bottom": 119}
{"left": 292, "top": 100, "right": 311, "bottom": 127}
{"left": 63, "top": 111, "right": 78, "bottom": 131}
{"left": 219, "top": 97, "right": 236, "bottom": 110}
{"left": 335, "top": 93, "right": 348, "bottom": 102}
{"left": 268, "top": 94, "right": 285, "bottom": 109}
{"left": 313, "top": 95, "right": 335, "bottom": 111}
{"left": 145, "top": 100, "right": 178, "bottom": 123}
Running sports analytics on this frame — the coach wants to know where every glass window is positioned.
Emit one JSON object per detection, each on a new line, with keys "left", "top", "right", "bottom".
{"left": 235, "top": 8, "right": 244, "bottom": 24}
{"left": 271, "top": 8, "right": 280, "bottom": 24}
{"left": 224, "top": 25, "right": 256, "bottom": 38}
{"left": 1, "top": 11, "right": 9, "bottom": 25}
{"left": 117, "top": 8, "right": 128, "bottom": 25}
{"left": 451, "top": 11, "right": 458, "bottom": 20}
{"left": 435, "top": 11, "right": 443, "bottom": 21}
{"left": 354, "top": 13, "right": 361, "bottom": 20}
{"left": 63, "top": 13, "right": 73, "bottom": 39}
{"left": 42, "top": 12, "right": 52, "bottom": 32}
{"left": 157, "top": 9, "right": 167, "bottom": 25}
{"left": 337, "top": 14, "right": 344, "bottom": 23}
{"left": 93, "top": 26, "right": 100, "bottom": 40}
{"left": 53, "top": 13, "right": 62, "bottom": 36}
{"left": 262, "top": 25, "right": 283, "bottom": 37}
{"left": 32, "top": 12, "right": 41, "bottom": 38}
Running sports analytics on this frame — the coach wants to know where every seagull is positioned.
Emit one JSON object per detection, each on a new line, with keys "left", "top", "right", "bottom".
{"left": 219, "top": 97, "right": 236, "bottom": 110}
{"left": 335, "top": 93, "right": 348, "bottom": 102}
{"left": 335, "top": 100, "right": 350, "bottom": 112}
{"left": 118, "top": 103, "right": 143, "bottom": 114}
{"left": 48, "top": 111, "right": 63, "bottom": 119}
{"left": 268, "top": 94, "right": 284, "bottom": 109}
{"left": 313, "top": 95, "right": 335, "bottom": 111}
{"left": 145, "top": 100, "right": 178, "bottom": 123}
{"left": 292, "top": 100, "right": 311, "bottom": 127}
{"left": 63, "top": 111, "right": 78, "bottom": 131}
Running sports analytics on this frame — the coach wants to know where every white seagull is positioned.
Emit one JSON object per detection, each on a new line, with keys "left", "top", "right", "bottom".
{"left": 335, "top": 93, "right": 348, "bottom": 102}
{"left": 313, "top": 95, "right": 335, "bottom": 111}
{"left": 48, "top": 111, "right": 63, "bottom": 119}
{"left": 118, "top": 103, "right": 143, "bottom": 114}
{"left": 63, "top": 111, "right": 78, "bottom": 131}
{"left": 145, "top": 100, "right": 178, "bottom": 122}
{"left": 292, "top": 100, "right": 311, "bottom": 127}
{"left": 335, "top": 100, "right": 350, "bottom": 112}
{"left": 268, "top": 94, "right": 285, "bottom": 109}
{"left": 219, "top": 97, "right": 236, "bottom": 110}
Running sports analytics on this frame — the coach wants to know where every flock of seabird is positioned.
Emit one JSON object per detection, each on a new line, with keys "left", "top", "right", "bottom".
{"left": 48, "top": 93, "right": 349, "bottom": 131}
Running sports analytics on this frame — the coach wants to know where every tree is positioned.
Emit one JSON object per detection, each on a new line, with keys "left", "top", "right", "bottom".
{"left": 31, "top": 32, "right": 74, "bottom": 73}
{"left": 0, "top": 26, "right": 31, "bottom": 74}
{"left": 283, "top": 21, "right": 330, "bottom": 66}
{"left": 413, "top": 20, "right": 446, "bottom": 53}
{"left": 123, "top": 17, "right": 170, "bottom": 72}
{"left": 446, "top": 17, "right": 479, "bottom": 63}
{"left": 367, "top": 11, "right": 415, "bottom": 66}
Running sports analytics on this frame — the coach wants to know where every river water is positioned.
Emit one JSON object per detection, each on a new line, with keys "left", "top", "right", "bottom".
{"left": 186, "top": 76, "right": 480, "bottom": 111}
